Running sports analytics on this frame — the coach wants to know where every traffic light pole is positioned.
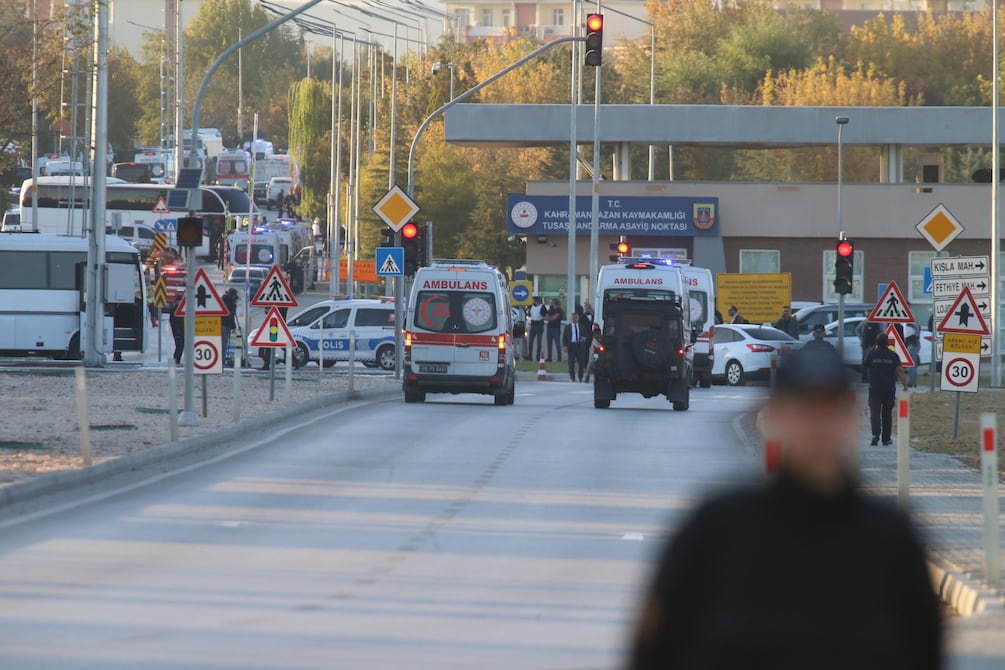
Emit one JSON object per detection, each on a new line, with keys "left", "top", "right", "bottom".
{"left": 395, "top": 229, "right": 403, "bottom": 380}
{"left": 588, "top": 1, "right": 602, "bottom": 304}
{"left": 836, "top": 117, "right": 848, "bottom": 358}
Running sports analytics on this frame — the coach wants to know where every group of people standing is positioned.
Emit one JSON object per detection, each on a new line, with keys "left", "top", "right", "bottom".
{"left": 515, "top": 297, "right": 598, "bottom": 382}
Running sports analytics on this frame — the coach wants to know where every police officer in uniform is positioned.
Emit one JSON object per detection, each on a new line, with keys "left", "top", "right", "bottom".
{"left": 863, "top": 332, "right": 909, "bottom": 446}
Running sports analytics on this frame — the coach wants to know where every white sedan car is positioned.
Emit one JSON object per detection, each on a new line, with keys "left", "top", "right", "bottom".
{"left": 712, "top": 324, "right": 804, "bottom": 386}
{"left": 823, "top": 316, "right": 934, "bottom": 370}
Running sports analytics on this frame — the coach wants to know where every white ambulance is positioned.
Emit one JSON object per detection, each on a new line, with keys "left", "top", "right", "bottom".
{"left": 683, "top": 266, "right": 715, "bottom": 388}
{"left": 404, "top": 260, "right": 516, "bottom": 405}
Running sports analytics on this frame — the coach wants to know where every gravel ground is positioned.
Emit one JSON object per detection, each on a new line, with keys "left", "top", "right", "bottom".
{"left": 0, "top": 366, "right": 397, "bottom": 486}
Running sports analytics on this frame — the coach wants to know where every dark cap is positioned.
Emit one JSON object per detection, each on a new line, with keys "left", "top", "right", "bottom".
{"left": 812, "top": 323, "right": 825, "bottom": 333}
{"left": 775, "top": 345, "right": 852, "bottom": 396}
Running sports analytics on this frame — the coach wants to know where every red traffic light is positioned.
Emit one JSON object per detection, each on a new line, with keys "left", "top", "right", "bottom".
{"left": 587, "top": 14, "right": 603, "bottom": 31}
{"left": 837, "top": 240, "right": 854, "bottom": 257}
{"left": 401, "top": 222, "right": 419, "bottom": 239}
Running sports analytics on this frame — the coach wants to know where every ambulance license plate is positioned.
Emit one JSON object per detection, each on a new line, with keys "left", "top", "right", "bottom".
{"left": 419, "top": 363, "right": 449, "bottom": 374}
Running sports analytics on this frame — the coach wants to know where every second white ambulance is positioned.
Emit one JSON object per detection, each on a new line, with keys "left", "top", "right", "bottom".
{"left": 404, "top": 260, "right": 516, "bottom": 405}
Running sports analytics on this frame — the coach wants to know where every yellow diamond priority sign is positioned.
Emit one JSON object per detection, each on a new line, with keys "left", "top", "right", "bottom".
{"left": 915, "top": 203, "right": 964, "bottom": 252}
{"left": 372, "top": 184, "right": 420, "bottom": 233}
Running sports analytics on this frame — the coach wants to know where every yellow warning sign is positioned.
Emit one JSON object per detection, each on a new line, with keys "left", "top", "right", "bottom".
{"left": 715, "top": 273, "right": 792, "bottom": 325}
{"left": 943, "top": 333, "right": 981, "bottom": 355}
{"left": 915, "top": 203, "right": 964, "bottom": 252}
{"left": 372, "top": 185, "right": 420, "bottom": 232}
{"left": 194, "top": 316, "right": 221, "bottom": 337}
{"left": 152, "top": 276, "right": 169, "bottom": 308}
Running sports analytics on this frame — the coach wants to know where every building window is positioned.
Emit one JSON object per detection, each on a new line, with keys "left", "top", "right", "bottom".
{"left": 908, "top": 250, "right": 937, "bottom": 303}
{"left": 634, "top": 247, "right": 688, "bottom": 261}
{"left": 481, "top": 9, "right": 493, "bottom": 26}
{"left": 553, "top": 8, "right": 564, "bottom": 26}
{"left": 738, "top": 249, "right": 780, "bottom": 274}
{"left": 822, "top": 249, "right": 864, "bottom": 303}
{"left": 502, "top": 8, "right": 511, "bottom": 27}
{"left": 454, "top": 9, "right": 470, "bottom": 27}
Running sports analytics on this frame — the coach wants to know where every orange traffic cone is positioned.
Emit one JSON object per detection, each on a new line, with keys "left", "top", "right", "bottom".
{"left": 537, "top": 350, "right": 548, "bottom": 381}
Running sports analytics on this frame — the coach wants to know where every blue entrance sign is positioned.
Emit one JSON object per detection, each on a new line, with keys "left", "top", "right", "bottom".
{"left": 511, "top": 284, "right": 529, "bottom": 302}
{"left": 507, "top": 195, "right": 719, "bottom": 237}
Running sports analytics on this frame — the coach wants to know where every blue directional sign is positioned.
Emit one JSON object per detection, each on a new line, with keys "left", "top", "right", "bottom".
{"left": 922, "top": 266, "right": 933, "bottom": 295}
{"left": 376, "top": 247, "right": 404, "bottom": 276}
{"left": 153, "top": 218, "right": 177, "bottom": 232}
{"left": 511, "top": 283, "right": 529, "bottom": 303}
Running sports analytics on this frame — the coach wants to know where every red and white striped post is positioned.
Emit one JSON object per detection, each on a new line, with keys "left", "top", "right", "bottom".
{"left": 980, "top": 413, "right": 1000, "bottom": 585}
{"left": 769, "top": 351, "right": 778, "bottom": 390}
{"left": 897, "top": 391, "right": 911, "bottom": 509}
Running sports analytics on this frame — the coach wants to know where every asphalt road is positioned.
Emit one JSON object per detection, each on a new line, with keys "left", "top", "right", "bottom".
{"left": 0, "top": 383, "right": 761, "bottom": 669}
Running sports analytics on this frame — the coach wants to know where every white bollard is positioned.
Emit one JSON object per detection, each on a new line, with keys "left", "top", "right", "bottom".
{"left": 285, "top": 341, "right": 293, "bottom": 403}
{"left": 74, "top": 367, "right": 93, "bottom": 466}
{"left": 980, "top": 413, "right": 1000, "bottom": 585}
{"left": 232, "top": 350, "right": 242, "bottom": 423}
{"left": 897, "top": 391, "right": 911, "bottom": 509}
{"left": 168, "top": 360, "right": 178, "bottom": 442}
{"left": 348, "top": 329, "right": 356, "bottom": 395}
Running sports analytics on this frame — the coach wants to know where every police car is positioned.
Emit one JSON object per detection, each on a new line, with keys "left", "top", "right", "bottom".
{"left": 285, "top": 298, "right": 397, "bottom": 370}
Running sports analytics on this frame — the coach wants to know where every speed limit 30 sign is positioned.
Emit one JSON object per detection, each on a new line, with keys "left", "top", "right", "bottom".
{"left": 941, "top": 333, "right": 980, "bottom": 393}
{"left": 193, "top": 337, "right": 222, "bottom": 375}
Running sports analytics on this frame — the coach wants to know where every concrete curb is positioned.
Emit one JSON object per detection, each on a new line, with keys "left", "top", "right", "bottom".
{"left": 751, "top": 407, "right": 1003, "bottom": 617}
{"left": 929, "top": 558, "right": 1005, "bottom": 616}
{"left": 0, "top": 385, "right": 401, "bottom": 508}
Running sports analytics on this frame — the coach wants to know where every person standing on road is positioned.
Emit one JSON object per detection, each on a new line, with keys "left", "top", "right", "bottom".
{"left": 222, "top": 288, "right": 238, "bottom": 367}
{"left": 581, "top": 301, "right": 596, "bottom": 332}
{"left": 858, "top": 319, "right": 881, "bottom": 382}
{"left": 906, "top": 334, "right": 921, "bottom": 388}
{"left": 773, "top": 305, "right": 799, "bottom": 338}
{"left": 562, "top": 312, "right": 588, "bottom": 382}
{"left": 629, "top": 344, "right": 941, "bottom": 670}
{"left": 802, "top": 323, "right": 835, "bottom": 352}
{"left": 169, "top": 300, "right": 185, "bottom": 365}
{"left": 864, "top": 332, "right": 909, "bottom": 446}
{"left": 546, "top": 298, "right": 564, "bottom": 362}
{"left": 727, "top": 305, "right": 746, "bottom": 324}
{"left": 215, "top": 237, "right": 227, "bottom": 271}
{"left": 584, "top": 323, "right": 602, "bottom": 383}
{"left": 511, "top": 305, "right": 526, "bottom": 361}
{"left": 528, "top": 296, "right": 546, "bottom": 361}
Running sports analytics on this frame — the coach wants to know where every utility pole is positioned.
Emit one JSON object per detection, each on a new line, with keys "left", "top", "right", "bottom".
{"left": 588, "top": 0, "right": 602, "bottom": 304}
{"left": 566, "top": 10, "right": 578, "bottom": 320}
{"left": 85, "top": 0, "right": 109, "bottom": 366}
{"left": 174, "top": 0, "right": 183, "bottom": 179}
{"left": 30, "top": 0, "right": 39, "bottom": 233}
{"left": 237, "top": 26, "right": 243, "bottom": 139}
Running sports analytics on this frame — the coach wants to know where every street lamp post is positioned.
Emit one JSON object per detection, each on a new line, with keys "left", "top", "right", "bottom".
{"left": 600, "top": 4, "right": 655, "bottom": 181}
{"left": 836, "top": 115, "right": 849, "bottom": 357}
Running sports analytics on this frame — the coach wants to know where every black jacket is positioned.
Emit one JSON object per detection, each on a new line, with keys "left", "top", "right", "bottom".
{"left": 562, "top": 321, "right": 588, "bottom": 348}
{"left": 631, "top": 472, "right": 941, "bottom": 670}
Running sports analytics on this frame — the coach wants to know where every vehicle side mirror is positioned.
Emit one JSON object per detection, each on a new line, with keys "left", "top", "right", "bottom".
{"left": 310, "top": 321, "right": 321, "bottom": 330}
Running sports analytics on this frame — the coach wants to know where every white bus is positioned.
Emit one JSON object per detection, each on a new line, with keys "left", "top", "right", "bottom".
{"left": 0, "top": 233, "right": 146, "bottom": 358}
{"left": 18, "top": 178, "right": 260, "bottom": 261}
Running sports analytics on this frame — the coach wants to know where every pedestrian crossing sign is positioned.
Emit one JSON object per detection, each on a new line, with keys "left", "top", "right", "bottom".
{"left": 868, "top": 281, "right": 915, "bottom": 323}
{"left": 251, "top": 265, "right": 298, "bottom": 308}
{"left": 376, "top": 247, "right": 404, "bottom": 277}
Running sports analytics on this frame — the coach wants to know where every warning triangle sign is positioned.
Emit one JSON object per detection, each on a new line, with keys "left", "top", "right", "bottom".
{"left": 884, "top": 324, "right": 914, "bottom": 368}
{"left": 937, "top": 286, "right": 990, "bottom": 335}
{"left": 152, "top": 195, "right": 171, "bottom": 214}
{"left": 175, "top": 268, "right": 229, "bottom": 316}
{"left": 868, "top": 281, "right": 915, "bottom": 323}
{"left": 379, "top": 254, "right": 401, "bottom": 275}
{"left": 250, "top": 306, "right": 296, "bottom": 348}
{"left": 251, "top": 265, "right": 298, "bottom": 308}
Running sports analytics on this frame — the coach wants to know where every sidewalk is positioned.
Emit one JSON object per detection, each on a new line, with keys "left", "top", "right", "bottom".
{"left": 859, "top": 419, "right": 1005, "bottom": 669}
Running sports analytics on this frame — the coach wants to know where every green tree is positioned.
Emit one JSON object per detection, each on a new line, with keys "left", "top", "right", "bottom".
{"left": 287, "top": 78, "right": 331, "bottom": 218}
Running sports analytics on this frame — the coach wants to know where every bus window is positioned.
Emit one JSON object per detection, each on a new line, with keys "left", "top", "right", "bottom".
{"left": 0, "top": 251, "right": 47, "bottom": 289}
{"left": 49, "top": 252, "right": 86, "bottom": 290}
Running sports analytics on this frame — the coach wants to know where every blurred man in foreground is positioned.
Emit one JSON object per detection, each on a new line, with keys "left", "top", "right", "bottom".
{"left": 629, "top": 345, "right": 941, "bottom": 670}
